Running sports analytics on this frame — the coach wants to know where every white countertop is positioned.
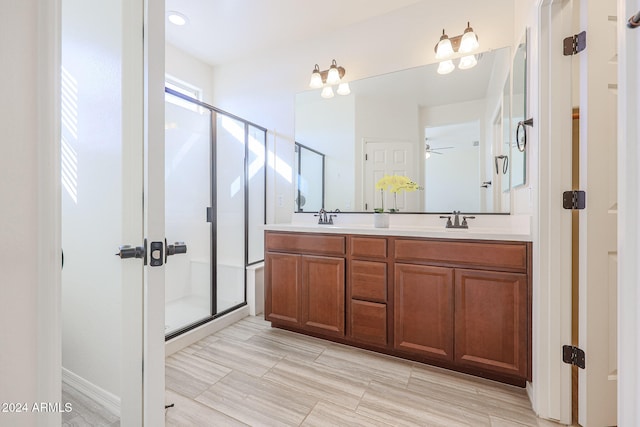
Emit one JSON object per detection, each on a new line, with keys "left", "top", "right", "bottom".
{"left": 264, "top": 213, "right": 532, "bottom": 242}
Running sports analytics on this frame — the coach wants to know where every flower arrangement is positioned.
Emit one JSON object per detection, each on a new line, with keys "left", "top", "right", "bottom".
{"left": 374, "top": 174, "right": 422, "bottom": 212}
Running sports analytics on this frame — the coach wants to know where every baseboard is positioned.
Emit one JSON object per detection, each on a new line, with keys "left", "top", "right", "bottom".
{"left": 62, "top": 367, "right": 120, "bottom": 417}
{"left": 165, "top": 305, "right": 250, "bottom": 356}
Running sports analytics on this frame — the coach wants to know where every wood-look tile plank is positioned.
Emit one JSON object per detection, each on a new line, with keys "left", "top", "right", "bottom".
{"left": 245, "top": 334, "right": 325, "bottom": 362}
{"left": 194, "top": 337, "right": 283, "bottom": 377}
{"left": 62, "top": 382, "right": 119, "bottom": 427}
{"left": 314, "top": 344, "right": 413, "bottom": 388}
{"left": 165, "top": 389, "right": 247, "bottom": 427}
{"left": 357, "top": 380, "right": 487, "bottom": 427}
{"left": 165, "top": 351, "right": 232, "bottom": 398}
{"left": 263, "top": 357, "right": 368, "bottom": 410}
{"left": 195, "top": 371, "right": 316, "bottom": 427}
{"left": 214, "top": 317, "right": 272, "bottom": 341}
{"left": 301, "top": 401, "right": 394, "bottom": 427}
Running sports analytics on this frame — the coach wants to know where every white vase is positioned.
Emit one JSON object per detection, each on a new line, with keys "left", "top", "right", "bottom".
{"left": 373, "top": 212, "right": 389, "bottom": 228}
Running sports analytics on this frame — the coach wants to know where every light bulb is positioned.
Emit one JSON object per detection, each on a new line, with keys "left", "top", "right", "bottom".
{"left": 459, "top": 24, "right": 479, "bottom": 53}
{"left": 458, "top": 54, "right": 477, "bottom": 70}
{"left": 336, "top": 82, "right": 351, "bottom": 95}
{"left": 437, "top": 60, "right": 455, "bottom": 75}
{"left": 321, "top": 86, "right": 334, "bottom": 99}
{"left": 425, "top": 150, "right": 431, "bottom": 159}
{"left": 435, "top": 31, "right": 454, "bottom": 59}
{"left": 309, "top": 65, "right": 323, "bottom": 89}
{"left": 326, "top": 61, "right": 341, "bottom": 85}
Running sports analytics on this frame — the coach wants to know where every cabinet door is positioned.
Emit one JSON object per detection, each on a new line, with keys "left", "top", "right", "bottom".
{"left": 394, "top": 264, "right": 454, "bottom": 361}
{"left": 301, "top": 255, "right": 345, "bottom": 337}
{"left": 455, "top": 269, "right": 528, "bottom": 379}
{"left": 265, "top": 252, "right": 301, "bottom": 327}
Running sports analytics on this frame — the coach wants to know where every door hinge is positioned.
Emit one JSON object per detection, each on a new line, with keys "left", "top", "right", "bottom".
{"left": 563, "top": 190, "right": 586, "bottom": 210}
{"left": 563, "top": 31, "right": 586, "bottom": 55}
{"left": 365, "top": 154, "right": 368, "bottom": 161}
{"left": 562, "top": 345, "right": 586, "bottom": 369}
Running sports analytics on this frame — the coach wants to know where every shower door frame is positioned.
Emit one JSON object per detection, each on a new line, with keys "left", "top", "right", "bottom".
{"left": 164, "top": 87, "right": 267, "bottom": 341}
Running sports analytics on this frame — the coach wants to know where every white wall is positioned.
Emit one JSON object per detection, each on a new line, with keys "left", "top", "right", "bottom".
{"left": 166, "top": 42, "right": 214, "bottom": 104}
{"left": 0, "top": 1, "right": 61, "bottom": 426}
{"left": 208, "top": 0, "right": 515, "bottom": 223}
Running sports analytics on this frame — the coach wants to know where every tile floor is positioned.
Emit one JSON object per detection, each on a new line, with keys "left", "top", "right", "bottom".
{"left": 164, "top": 316, "right": 566, "bottom": 427}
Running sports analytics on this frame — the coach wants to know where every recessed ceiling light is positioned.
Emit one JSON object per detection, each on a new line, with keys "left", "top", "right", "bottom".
{"left": 167, "top": 11, "right": 188, "bottom": 26}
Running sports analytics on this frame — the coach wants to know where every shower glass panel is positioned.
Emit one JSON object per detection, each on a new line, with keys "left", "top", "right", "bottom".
{"left": 248, "top": 125, "right": 266, "bottom": 265}
{"left": 164, "top": 92, "right": 212, "bottom": 334}
{"left": 216, "top": 114, "right": 246, "bottom": 313}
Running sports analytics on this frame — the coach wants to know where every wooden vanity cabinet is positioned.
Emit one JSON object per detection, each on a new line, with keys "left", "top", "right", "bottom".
{"left": 393, "top": 238, "right": 530, "bottom": 382}
{"left": 265, "top": 230, "right": 532, "bottom": 386}
{"left": 265, "top": 232, "right": 346, "bottom": 338}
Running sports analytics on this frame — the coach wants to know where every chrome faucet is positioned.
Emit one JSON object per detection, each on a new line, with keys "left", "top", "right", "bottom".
{"left": 440, "top": 211, "right": 475, "bottom": 229}
{"left": 315, "top": 208, "right": 337, "bottom": 225}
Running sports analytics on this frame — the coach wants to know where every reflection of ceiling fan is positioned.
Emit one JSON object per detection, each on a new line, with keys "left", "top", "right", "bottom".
{"left": 425, "top": 143, "right": 454, "bottom": 158}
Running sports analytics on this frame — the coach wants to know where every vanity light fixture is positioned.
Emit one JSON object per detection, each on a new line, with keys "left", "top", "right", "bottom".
{"left": 435, "top": 22, "right": 480, "bottom": 75}
{"left": 308, "top": 60, "right": 350, "bottom": 98}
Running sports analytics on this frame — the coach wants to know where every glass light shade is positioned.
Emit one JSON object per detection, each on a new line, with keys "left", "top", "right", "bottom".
{"left": 321, "top": 86, "right": 334, "bottom": 99}
{"left": 425, "top": 150, "right": 431, "bottom": 159}
{"left": 326, "top": 66, "right": 341, "bottom": 85}
{"left": 437, "top": 60, "right": 455, "bottom": 75}
{"left": 458, "top": 54, "right": 478, "bottom": 70}
{"left": 336, "top": 82, "right": 351, "bottom": 96}
{"left": 435, "top": 37, "right": 454, "bottom": 59}
{"left": 309, "top": 71, "right": 323, "bottom": 89}
{"left": 459, "top": 31, "right": 479, "bottom": 53}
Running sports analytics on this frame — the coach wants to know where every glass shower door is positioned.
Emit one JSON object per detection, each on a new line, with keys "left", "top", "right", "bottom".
{"left": 164, "top": 93, "right": 212, "bottom": 334}
{"left": 215, "top": 114, "right": 246, "bottom": 313}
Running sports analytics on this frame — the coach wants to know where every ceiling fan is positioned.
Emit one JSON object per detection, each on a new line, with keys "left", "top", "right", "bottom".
{"left": 425, "top": 142, "right": 454, "bottom": 158}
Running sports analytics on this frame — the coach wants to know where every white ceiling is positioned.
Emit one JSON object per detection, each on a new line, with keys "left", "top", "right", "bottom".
{"left": 165, "top": 0, "right": 424, "bottom": 66}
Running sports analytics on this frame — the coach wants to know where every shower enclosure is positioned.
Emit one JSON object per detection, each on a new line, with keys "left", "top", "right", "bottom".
{"left": 164, "top": 88, "right": 266, "bottom": 338}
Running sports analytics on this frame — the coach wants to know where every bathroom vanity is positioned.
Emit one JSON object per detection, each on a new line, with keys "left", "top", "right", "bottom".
{"left": 264, "top": 219, "right": 531, "bottom": 387}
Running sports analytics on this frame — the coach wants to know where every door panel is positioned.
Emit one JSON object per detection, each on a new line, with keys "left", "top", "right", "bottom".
{"left": 61, "top": 0, "right": 147, "bottom": 423}
{"left": 577, "top": 0, "right": 618, "bottom": 424}
{"left": 363, "top": 141, "right": 419, "bottom": 211}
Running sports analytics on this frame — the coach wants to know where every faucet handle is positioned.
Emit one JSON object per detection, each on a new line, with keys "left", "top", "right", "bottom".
{"left": 462, "top": 215, "right": 476, "bottom": 227}
{"left": 439, "top": 215, "right": 453, "bottom": 228}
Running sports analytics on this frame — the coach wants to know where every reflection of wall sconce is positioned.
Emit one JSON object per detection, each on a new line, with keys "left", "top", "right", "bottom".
{"left": 309, "top": 59, "right": 351, "bottom": 98}
{"left": 434, "top": 22, "right": 480, "bottom": 75}
{"left": 495, "top": 155, "right": 509, "bottom": 175}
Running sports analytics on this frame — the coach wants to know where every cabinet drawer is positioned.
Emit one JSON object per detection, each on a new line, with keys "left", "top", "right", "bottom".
{"left": 350, "top": 300, "right": 387, "bottom": 347}
{"left": 350, "top": 260, "right": 387, "bottom": 302}
{"left": 394, "top": 239, "right": 527, "bottom": 272}
{"left": 350, "top": 236, "right": 387, "bottom": 259}
{"left": 266, "top": 232, "right": 345, "bottom": 256}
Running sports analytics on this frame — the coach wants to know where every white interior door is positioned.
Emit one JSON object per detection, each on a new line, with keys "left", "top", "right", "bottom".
{"left": 60, "top": 0, "right": 165, "bottom": 425}
{"left": 577, "top": 0, "right": 618, "bottom": 425}
{"left": 363, "top": 140, "right": 419, "bottom": 212}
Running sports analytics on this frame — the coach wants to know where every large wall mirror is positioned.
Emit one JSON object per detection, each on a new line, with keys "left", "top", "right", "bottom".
{"left": 295, "top": 46, "right": 519, "bottom": 214}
